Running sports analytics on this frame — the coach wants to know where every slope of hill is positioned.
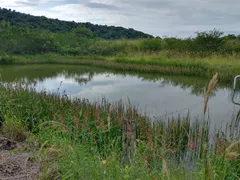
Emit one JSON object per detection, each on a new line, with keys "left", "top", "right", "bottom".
{"left": 0, "top": 8, "right": 153, "bottom": 40}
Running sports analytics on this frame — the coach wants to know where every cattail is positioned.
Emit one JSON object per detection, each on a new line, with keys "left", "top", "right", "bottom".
{"left": 59, "top": 114, "right": 64, "bottom": 124}
{"left": 107, "top": 114, "right": 111, "bottom": 131}
{"left": 74, "top": 116, "right": 79, "bottom": 130}
{"left": 99, "top": 120, "right": 105, "bottom": 130}
{"left": 118, "top": 113, "right": 123, "bottom": 126}
{"left": 85, "top": 110, "right": 89, "bottom": 122}
{"left": 81, "top": 121, "right": 86, "bottom": 130}
{"left": 126, "top": 121, "right": 133, "bottom": 137}
{"left": 74, "top": 109, "right": 82, "bottom": 130}
{"left": 188, "top": 139, "right": 197, "bottom": 152}
{"left": 146, "top": 130, "right": 154, "bottom": 151}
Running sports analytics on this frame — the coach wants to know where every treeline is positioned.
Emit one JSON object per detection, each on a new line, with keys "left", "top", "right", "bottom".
{"left": 140, "top": 30, "right": 240, "bottom": 54}
{"left": 1, "top": 19, "right": 240, "bottom": 58}
{"left": 0, "top": 8, "right": 153, "bottom": 40}
{"left": 0, "top": 20, "right": 129, "bottom": 55}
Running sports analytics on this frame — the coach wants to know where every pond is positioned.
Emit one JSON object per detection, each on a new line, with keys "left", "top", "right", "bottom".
{"left": 0, "top": 64, "right": 239, "bottom": 126}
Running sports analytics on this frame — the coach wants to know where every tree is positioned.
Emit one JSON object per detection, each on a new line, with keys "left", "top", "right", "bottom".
{"left": 222, "top": 34, "right": 237, "bottom": 40}
{"left": 0, "top": 8, "right": 153, "bottom": 39}
{"left": 237, "top": 35, "right": 240, "bottom": 40}
{"left": 72, "top": 25, "right": 94, "bottom": 39}
{"left": 194, "top": 29, "right": 224, "bottom": 52}
{"left": 0, "top": 20, "right": 10, "bottom": 29}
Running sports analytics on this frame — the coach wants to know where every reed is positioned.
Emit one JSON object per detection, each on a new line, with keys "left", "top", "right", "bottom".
{"left": 204, "top": 73, "right": 218, "bottom": 114}
{"left": 0, "top": 83, "right": 239, "bottom": 179}
{"left": 2, "top": 53, "right": 240, "bottom": 82}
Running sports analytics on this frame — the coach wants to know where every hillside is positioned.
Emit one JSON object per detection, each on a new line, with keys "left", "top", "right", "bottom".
{"left": 0, "top": 8, "right": 153, "bottom": 40}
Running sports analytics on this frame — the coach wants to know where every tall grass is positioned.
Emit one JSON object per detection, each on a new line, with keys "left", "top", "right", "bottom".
{"left": 0, "top": 81, "right": 239, "bottom": 179}
{"left": 0, "top": 54, "right": 15, "bottom": 65}
{"left": 4, "top": 52, "right": 240, "bottom": 82}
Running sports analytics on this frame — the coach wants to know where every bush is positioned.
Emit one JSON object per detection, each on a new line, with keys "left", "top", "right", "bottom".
{"left": 0, "top": 22, "right": 239, "bottom": 57}
{"left": 139, "top": 38, "right": 162, "bottom": 52}
{"left": 221, "top": 39, "right": 240, "bottom": 53}
{"left": 0, "top": 55, "right": 14, "bottom": 65}
{"left": 194, "top": 29, "right": 224, "bottom": 52}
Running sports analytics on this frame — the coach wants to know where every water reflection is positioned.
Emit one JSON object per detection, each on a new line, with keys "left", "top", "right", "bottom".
{"left": 0, "top": 64, "right": 238, "bottom": 125}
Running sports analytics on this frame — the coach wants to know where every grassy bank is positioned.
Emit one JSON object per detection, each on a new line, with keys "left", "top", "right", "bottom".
{"left": 0, "top": 84, "right": 239, "bottom": 179}
{"left": 1, "top": 24, "right": 240, "bottom": 82}
{"left": 0, "top": 63, "right": 232, "bottom": 97}
{"left": 2, "top": 52, "right": 240, "bottom": 82}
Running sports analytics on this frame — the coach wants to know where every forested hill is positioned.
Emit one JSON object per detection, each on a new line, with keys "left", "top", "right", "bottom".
{"left": 0, "top": 8, "right": 153, "bottom": 40}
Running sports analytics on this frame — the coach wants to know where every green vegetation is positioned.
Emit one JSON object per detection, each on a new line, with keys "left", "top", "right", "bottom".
{"left": 0, "top": 64, "right": 231, "bottom": 96}
{"left": 0, "top": 8, "right": 153, "bottom": 39}
{"left": 1, "top": 11, "right": 240, "bottom": 82}
{"left": 0, "top": 82, "right": 239, "bottom": 179}
{"left": 1, "top": 7, "right": 239, "bottom": 180}
{"left": 1, "top": 9, "right": 240, "bottom": 82}
{"left": 1, "top": 16, "right": 240, "bottom": 56}
{"left": 3, "top": 53, "right": 239, "bottom": 82}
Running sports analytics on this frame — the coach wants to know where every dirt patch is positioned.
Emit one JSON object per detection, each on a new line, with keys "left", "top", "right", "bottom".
{"left": 0, "top": 137, "right": 41, "bottom": 180}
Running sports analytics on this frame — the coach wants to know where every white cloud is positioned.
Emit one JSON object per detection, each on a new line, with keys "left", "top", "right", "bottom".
{"left": 1, "top": 0, "right": 240, "bottom": 37}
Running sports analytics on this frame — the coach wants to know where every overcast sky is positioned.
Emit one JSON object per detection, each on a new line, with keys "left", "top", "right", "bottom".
{"left": 0, "top": 0, "right": 240, "bottom": 37}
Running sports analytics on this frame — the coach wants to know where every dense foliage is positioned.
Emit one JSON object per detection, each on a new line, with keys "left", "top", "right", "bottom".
{"left": 0, "top": 8, "right": 240, "bottom": 57}
{"left": 0, "top": 21, "right": 240, "bottom": 57}
{"left": 0, "top": 85, "right": 239, "bottom": 179}
{"left": 0, "top": 8, "right": 153, "bottom": 40}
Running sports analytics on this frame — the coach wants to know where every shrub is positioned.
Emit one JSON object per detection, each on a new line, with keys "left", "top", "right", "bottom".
{"left": 0, "top": 55, "right": 14, "bottom": 65}
{"left": 194, "top": 29, "right": 224, "bottom": 52}
{"left": 139, "top": 38, "right": 162, "bottom": 52}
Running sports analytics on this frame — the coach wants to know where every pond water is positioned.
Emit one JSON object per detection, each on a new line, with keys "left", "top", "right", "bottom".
{"left": 0, "top": 64, "right": 239, "bottom": 125}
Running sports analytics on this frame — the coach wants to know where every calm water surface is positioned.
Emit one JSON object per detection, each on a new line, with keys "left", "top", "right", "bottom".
{"left": 0, "top": 65, "right": 239, "bottom": 125}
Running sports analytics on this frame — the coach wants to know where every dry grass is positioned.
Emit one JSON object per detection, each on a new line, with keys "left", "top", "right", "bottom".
{"left": 5, "top": 53, "right": 240, "bottom": 82}
{"left": 225, "top": 140, "right": 240, "bottom": 160}
{"left": 204, "top": 73, "right": 218, "bottom": 114}
{"left": 1, "top": 121, "right": 28, "bottom": 142}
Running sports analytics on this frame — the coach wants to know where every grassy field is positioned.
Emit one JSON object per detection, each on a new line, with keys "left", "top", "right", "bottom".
{"left": 1, "top": 51, "right": 240, "bottom": 82}
{"left": 0, "top": 81, "right": 239, "bottom": 179}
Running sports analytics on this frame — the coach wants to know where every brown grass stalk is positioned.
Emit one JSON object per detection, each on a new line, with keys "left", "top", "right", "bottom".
{"left": 204, "top": 73, "right": 218, "bottom": 114}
